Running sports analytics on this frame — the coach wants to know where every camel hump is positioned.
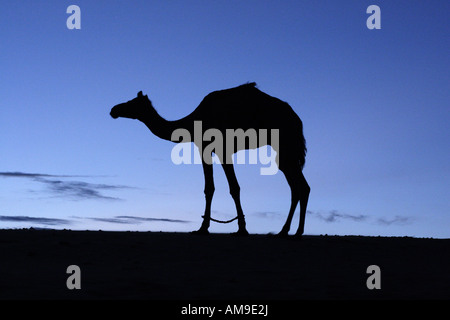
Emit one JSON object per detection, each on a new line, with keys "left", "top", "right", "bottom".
{"left": 210, "top": 82, "right": 256, "bottom": 94}
{"left": 201, "top": 82, "right": 258, "bottom": 102}
{"left": 239, "top": 82, "right": 257, "bottom": 88}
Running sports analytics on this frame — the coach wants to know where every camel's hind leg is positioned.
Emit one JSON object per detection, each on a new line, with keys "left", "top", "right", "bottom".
{"left": 295, "top": 171, "right": 310, "bottom": 237}
{"left": 279, "top": 164, "right": 310, "bottom": 237}
{"left": 278, "top": 166, "right": 300, "bottom": 236}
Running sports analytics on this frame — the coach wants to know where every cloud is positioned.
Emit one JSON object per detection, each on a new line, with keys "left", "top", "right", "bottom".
{"left": 377, "top": 215, "right": 413, "bottom": 226}
{"left": 252, "top": 211, "right": 282, "bottom": 219}
{"left": 0, "top": 214, "right": 189, "bottom": 229}
{"left": 308, "top": 210, "right": 413, "bottom": 227}
{"left": 87, "top": 215, "right": 190, "bottom": 224}
{"left": 308, "top": 210, "right": 368, "bottom": 223}
{"left": 36, "top": 178, "right": 127, "bottom": 201}
{"left": 0, "top": 172, "right": 54, "bottom": 178}
{"left": 0, "top": 215, "right": 71, "bottom": 226}
{"left": 0, "top": 171, "right": 130, "bottom": 201}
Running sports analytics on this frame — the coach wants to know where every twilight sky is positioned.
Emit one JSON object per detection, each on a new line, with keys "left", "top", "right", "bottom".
{"left": 1, "top": 1, "right": 449, "bottom": 237}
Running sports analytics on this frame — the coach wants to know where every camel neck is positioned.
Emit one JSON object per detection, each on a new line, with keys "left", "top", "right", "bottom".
{"left": 139, "top": 105, "right": 191, "bottom": 142}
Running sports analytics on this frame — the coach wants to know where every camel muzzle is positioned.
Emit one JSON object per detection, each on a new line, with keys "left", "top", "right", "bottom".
{"left": 110, "top": 109, "right": 119, "bottom": 119}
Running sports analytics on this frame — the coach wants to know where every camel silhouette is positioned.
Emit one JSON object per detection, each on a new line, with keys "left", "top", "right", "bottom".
{"left": 110, "top": 83, "right": 310, "bottom": 237}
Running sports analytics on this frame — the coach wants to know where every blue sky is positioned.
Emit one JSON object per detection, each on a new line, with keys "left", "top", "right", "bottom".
{"left": 1, "top": 1, "right": 449, "bottom": 237}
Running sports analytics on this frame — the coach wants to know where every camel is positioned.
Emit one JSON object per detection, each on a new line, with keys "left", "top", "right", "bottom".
{"left": 110, "top": 82, "right": 310, "bottom": 237}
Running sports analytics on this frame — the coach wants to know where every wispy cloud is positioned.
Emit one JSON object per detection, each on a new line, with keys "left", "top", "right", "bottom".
{"left": 0, "top": 172, "right": 87, "bottom": 179}
{"left": 307, "top": 210, "right": 413, "bottom": 227}
{"left": 86, "top": 215, "right": 190, "bottom": 224}
{"left": 0, "top": 214, "right": 190, "bottom": 228}
{"left": 308, "top": 210, "right": 368, "bottom": 223}
{"left": 252, "top": 211, "right": 282, "bottom": 219}
{"left": 0, "top": 171, "right": 130, "bottom": 201}
{"left": 377, "top": 215, "right": 414, "bottom": 226}
{"left": 0, "top": 215, "right": 71, "bottom": 226}
{"left": 36, "top": 179, "right": 127, "bottom": 201}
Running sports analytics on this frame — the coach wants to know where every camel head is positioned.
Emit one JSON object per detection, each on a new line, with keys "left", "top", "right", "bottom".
{"left": 110, "top": 91, "right": 149, "bottom": 120}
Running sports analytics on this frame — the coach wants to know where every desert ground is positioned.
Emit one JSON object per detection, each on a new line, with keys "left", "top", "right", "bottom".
{"left": 0, "top": 229, "right": 448, "bottom": 301}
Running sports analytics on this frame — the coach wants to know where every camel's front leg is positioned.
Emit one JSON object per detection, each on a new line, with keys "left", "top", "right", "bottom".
{"left": 221, "top": 162, "right": 249, "bottom": 235}
{"left": 192, "top": 159, "right": 214, "bottom": 234}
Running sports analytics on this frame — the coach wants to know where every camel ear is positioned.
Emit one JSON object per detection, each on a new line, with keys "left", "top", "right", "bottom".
{"left": 138, "top": 91, "right": 143, "bottom": 97}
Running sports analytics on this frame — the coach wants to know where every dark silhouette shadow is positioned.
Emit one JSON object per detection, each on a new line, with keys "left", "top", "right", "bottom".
{"left": 110, "top": 83, "right": 310, "bottom": 237}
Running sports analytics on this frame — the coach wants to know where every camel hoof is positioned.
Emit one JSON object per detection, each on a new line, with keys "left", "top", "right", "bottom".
{"left": 191, "top": 229, "right": 209, "bottom": 235}
{"left": 276, "top": 230, "right": 289, "bottom": 238}
{"left": 233, "top": 229, "right": 249, "bottom": 236}
{"left": 293, "top": 232, "right": 303, "bottom": 240}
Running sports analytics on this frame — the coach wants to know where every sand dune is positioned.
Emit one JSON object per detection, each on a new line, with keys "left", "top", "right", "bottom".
{"left": 0, "top": 229, "right": 448, "bottom": 300}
